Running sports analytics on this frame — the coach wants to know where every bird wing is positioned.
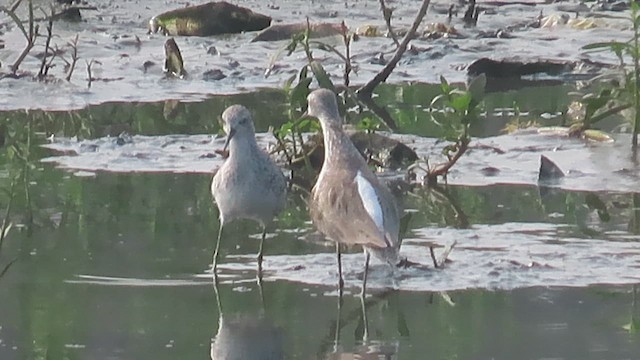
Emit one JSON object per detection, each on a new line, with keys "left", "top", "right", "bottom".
{"left": 310, "top": 168, "right": 392, "bottom": 249}
{"left": 354, "top": 170, "right": 385, "bottom": 239}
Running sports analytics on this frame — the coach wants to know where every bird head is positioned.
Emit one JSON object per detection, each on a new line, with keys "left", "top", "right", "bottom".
{"left": 221, "top": 105, "right": 256, "bottom": 151}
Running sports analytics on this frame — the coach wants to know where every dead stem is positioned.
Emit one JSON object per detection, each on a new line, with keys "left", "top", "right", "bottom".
{"left": 37, "top": 10, "right": 54, "bottom": 80}
{"left": 8, "top": 0, "right": 38, "bottom": 74}
{"left": 358, "top": 0, "right": 431, "bottom": 99}
{"left": 271, "top": 129, "right": 292, "bottom": 165}
{"left": 437, "top": 240, "right": 457, "bottom": 267}
{"left": 429, "top": 246, "right": 438, "bottom": 268}
{"left": 425, "top": 137, "right": 470, "bottom": 185}
{"left": 85, "top": 59, "right": 96, "bottom": 88}
{"left": 340, "top": 21, "right": 352, "bottom": 88}
{"left": 9, "top": 0, "right": 23, "bottom": 12}
{"left": 379, "top": 0, "right": 400, "bottom": 46}
{"left": 65, "top": 34, "right": 80, "bottom": 81}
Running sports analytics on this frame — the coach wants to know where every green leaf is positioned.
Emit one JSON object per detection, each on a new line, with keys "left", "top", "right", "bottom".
{"left": 309, "top": 61, "right": 336, "bottom": 92}
{"left": 290, "top": 77, "right": 312, "bottom": 107}
{"left": 582, "top": 41, "right": 623, "bottom": 50}
{"left": 439, "top": 75, "right": 450, "bottom": 93}
{"left": 450, "top": 93, "right": 472, "bottom": 112}
{"left": 467, "top": 74, "right": 486, "bottom": 102}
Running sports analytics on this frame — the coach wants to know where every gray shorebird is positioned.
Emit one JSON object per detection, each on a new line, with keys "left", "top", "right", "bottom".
{"left": 306, "top": 89, "right": 401, "bottom": 296}
{"left": 211, "top": 105, "right": 287, "bottom": 277}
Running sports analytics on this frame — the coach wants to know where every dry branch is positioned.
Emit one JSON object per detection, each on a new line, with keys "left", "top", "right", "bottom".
{"left": 358, "top": 0, "right": 431, "bottom": 99}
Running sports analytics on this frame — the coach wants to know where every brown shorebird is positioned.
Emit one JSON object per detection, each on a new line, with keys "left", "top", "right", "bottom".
{"left": 211, "top": 105, "right": 287, "bottom": 277}
{"left": 306, "top": 89, "right": 401, "bottom": 296}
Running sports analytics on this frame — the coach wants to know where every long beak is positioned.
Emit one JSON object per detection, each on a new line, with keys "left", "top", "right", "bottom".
{"left": 222, "top": 128, "right": 236, "bottom": 152}
{"left": 301, "top": 110, "right": 310, "bottom": 119}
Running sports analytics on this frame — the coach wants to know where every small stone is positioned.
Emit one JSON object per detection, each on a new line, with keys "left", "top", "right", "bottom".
{"left": 203, "top": 69, "right": 226, "bottom": 81}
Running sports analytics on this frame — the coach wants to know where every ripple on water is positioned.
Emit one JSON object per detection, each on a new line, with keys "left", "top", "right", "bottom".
{"left": 188, "top": 221, "right": 640, "bottom": 294}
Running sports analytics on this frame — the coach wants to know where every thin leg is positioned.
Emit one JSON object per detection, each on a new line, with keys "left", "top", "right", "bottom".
{"left": 361, "top": 250, "right": 370, "bottom": 299}
{"left": 257, "top": 226, "right": 266, "bottom": 280}
{"left": 257, "top": 273, "right": 265, "bottom": 314}
{"left": 359, "top": 286, "right": 369, "bottom": 342}
{"left": 212, "top": 271, "right": 223, "bottom": 315}
{"left": 212, "top": 224, "right": 224, "bottom": 274}
{"left": 336, "top": 242, "right": 344, "bottom": 295}
{"left": 334, "top": 287, "right": 343, "bottom": 352}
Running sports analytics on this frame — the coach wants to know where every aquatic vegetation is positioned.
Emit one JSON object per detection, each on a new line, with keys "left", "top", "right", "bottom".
{"left": 411, "top": 74, "right": 486, "bottom": 186}
{"left": 582, "top": 0, "right": 640, "bottom": 148}
{"left": 271, "top": 0, "right": 437, "bottom": 175}
{"left": 0, "top": 0, "right": 85, "bottom": 83}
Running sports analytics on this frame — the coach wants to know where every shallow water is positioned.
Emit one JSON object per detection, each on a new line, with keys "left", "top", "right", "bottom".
{"left": 1, "top": 0, "right": 640, "bottom": 356}
{"left": 0, "top": 82, "right": 638, "bottom": 358}
{"left": 0, "top": 169, "right": 638, "bottom": 359}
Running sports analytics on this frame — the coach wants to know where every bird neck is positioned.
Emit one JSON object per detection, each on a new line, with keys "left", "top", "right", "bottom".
{"left": 321, "top": 123, "right": 360, "bottom": 165}
{"left": 227, "top": 132, "right": 259, "bottom": 158}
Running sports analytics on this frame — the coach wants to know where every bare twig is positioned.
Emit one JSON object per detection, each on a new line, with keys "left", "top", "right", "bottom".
{"left": 271, "top": 128, "right": 292, "bottom": 165}
{"left": 358, "top": 0, "right": 431, "bottom": 99}
{"left": 429, "top": 246, "right": 438, "bottom": 268}
{"left": 0, "top": 258, "right": 17, "bottom": 279}
{"left": 339, "top": 21, "right": 352, "bottom": 88}
{"left": 37, "top": 9, "right": 54, "bottom": 80}
{"left": 9, "top": 0, "right": 23, "bottom": 12}
{"left": 7, "top": 0, "right": 38, "bottom": 74}
{"left": 437, "top": 240, "right": 457, "bottom": 267}
{"left": 85, "top": 59, "right": 96, "bottom": 88}
{"left": 65, "top": 34, "right": 79, "bottom": 81}
{"left": 425, "top": 137, "right": 469, "bottom": 185}
{"left": 379, "top": 0, "right": 400, "bottom": 46}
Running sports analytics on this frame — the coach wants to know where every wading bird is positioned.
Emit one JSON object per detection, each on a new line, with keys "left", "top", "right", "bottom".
{"left": 306, "top": 89, "right": 401, "bottom": 296}
{"left": 211, "top": 105, "right": 287, "bottom": 278}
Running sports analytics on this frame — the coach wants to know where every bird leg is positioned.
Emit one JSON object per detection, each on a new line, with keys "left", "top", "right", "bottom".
{"left": 334, "top": 287, "right": 343, "bottom": 352}
{"left": 359, "top": 285, "right": 369, "bottom": 342}
{"left": 257, "top": 226, "right": 266, "bottom": 280}
{"left": 336, "top": 242, "right": 344, "bottom": 296}
{"left": 361, "top": 250, "right": 370, "bottom": 299}
{"left": 212, "top": 224, "right": 224, "bottom": 274}
{"left": 212, "top": 270, "right": 223, "bottom": 315}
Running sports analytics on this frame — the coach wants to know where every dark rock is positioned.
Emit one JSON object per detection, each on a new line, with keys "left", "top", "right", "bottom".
{"left": 163, "top": 38, "right": 186, "bottom": 78}
{"left": 538, "top": 155, "right": 564, "bottom": 182}
{"left": 467, "top": 58, "right": 571, "bottom": 78}
{"left": 149, "top": 2, "right": 271, "bottom": 36}
{"left": 203, "top": 69, "right": 226, "bottom": 81}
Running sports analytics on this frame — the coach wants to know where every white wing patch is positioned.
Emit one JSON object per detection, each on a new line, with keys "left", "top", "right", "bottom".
{"left": 354, "top": 170, "right": 384, "bottom": 234}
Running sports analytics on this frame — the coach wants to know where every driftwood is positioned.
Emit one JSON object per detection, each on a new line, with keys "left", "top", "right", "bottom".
{"left": 251, "top": 23, "right": 342, "bottom": 42}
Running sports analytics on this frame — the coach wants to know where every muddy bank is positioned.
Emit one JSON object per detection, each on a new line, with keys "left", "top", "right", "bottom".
{"left": 0, "top": 0, "right": 631, "bottom": 111}
{"left": 41, "top": 130, "right": 640, "bottom": 193}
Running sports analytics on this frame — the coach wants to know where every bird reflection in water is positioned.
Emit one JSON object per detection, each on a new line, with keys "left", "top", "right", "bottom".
{"left": 319, "top": 290, "right": 403, "bottom": 360}
{"left": 210, "top": 277, "right": 285, "bottom": 360}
